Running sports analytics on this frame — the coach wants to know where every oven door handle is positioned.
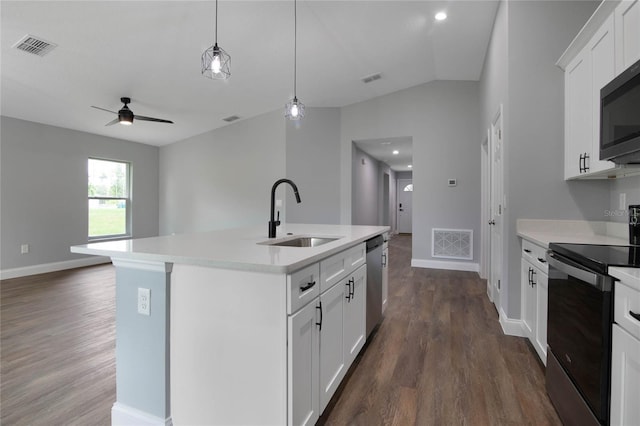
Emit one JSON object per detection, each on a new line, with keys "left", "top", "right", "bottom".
{"left": 547, "top": 253, "right": 612, "bottom": 291}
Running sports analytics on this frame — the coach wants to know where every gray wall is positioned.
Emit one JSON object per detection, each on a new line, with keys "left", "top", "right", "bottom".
{"left": 0, "top": 116, "right": 159, "bottom": 270}
{"left": 609, "top": 176, "right": 640, "bottom": 223}
{"left": 341, "top": 80, "right": 481, "bottom": 266}
{"left": 159, "top": 110, "right": 286, "bottom": 235}
{"left": 285, "top": 108, "right": 341, "bottom": 224}
{"left": 351, "top": 146, "right": 381, "bottom": 226}
{"left": 479, "top": 0, "right": 608, "bottom": 318}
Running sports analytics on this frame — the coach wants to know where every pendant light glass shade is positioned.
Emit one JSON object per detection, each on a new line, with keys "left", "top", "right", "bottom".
{"left": 286, "top": 0, "right": 304, "bottom": 120}
{"left": 285, "top": 96, "right": 305, "bottom": 120}
{"left": 202, "top": 0, "right": 230, "bottom": 80}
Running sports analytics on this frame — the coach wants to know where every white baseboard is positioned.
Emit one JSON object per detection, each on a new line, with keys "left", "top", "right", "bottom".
{"left": 411, "top": 258, "right": 479, "bottom": 272}
{"left": 0, "top": 256, "right": 111, "bottom": 280}
{"left": 112, "top": 403, "right": 172, "bottom": 426}
{"left": 499, "top": 307, "right": 525, "bottom": 337}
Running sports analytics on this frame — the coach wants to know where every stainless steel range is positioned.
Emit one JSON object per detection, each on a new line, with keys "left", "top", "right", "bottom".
{"left": 546, "top": 243, "right": 640, "bottom": 425}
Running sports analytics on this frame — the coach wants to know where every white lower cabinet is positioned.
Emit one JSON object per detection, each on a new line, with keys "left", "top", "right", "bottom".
{"left": 611, "top": 325, "right": 640, "bottom": 426}
{"left": 520, "top": 239, "right": 548, "bottom": 365}
{"left": 288, "top": 299, "right": 320, "bottom": 426}
{"left": 382, "top": 244, "right": 389, "bottom": 314}
{"left": 288, "top": 243, "right": 368, "bottom": 425}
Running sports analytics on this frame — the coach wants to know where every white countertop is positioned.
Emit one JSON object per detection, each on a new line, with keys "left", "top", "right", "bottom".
{"left": 610, "top": 267, "right": 640, "bottom": 291}
{"left": 517, "top": 219, "right": 629, "bottom": 247}
{"left": 71, "top": 224, "right": 389, "bottom": 274}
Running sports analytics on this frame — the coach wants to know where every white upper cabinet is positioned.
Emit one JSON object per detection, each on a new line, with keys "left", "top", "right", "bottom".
{"left": 559, "top": 0, "right": 640, "bottom": 179}
{"left": 615, "top": 0, "right": 640, "bottom": 73}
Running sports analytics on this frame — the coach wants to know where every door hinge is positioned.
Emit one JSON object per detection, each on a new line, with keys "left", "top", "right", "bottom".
{"left": 498, "top": 279, "right": 501, "bottom": 289}
{"left": 498, "top": 129, "right": 502, "bottom": 139}
{"left": 498, "top": 204, "right": 502, "bottom": 215}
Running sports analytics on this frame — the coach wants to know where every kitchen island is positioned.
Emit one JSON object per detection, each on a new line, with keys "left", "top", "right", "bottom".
{"left": 71, "top": 224, "right": 389, "bottom": 426}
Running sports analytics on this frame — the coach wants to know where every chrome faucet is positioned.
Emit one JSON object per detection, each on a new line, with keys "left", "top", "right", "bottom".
{"left": 269, "top": 179, "right": 301, "bottom": 238}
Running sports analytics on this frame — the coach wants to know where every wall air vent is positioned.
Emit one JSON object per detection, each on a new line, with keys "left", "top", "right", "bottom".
{"left": 432, "top": 228, "right": 473, "bottom": 260}
{"left": 223, "top": 115, "right": 240, "bottom": 123}
{"left": 12, "top": 35, "right": 57, "bottom": 57}
{"left": 361, "top": 73, "right": 382, "bottom": 84}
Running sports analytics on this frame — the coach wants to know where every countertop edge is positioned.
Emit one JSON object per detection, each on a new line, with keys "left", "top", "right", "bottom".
{"left": 610, "top": 267, "right": 640, "bottom": 291}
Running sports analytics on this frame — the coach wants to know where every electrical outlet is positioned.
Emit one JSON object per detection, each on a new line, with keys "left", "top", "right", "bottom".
{"left": 20, "top": 244, "right": 29, "bottom": 254}
{"left": 137, "top": 288, "right": 150, "bottom": 316}
{"left": 619, "top": 193, "right": 627, "bottom": 211}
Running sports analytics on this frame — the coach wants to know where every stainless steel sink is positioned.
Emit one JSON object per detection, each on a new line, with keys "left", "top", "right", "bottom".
{"left": 259, "top": 236, "right": 341, "bottom": 247}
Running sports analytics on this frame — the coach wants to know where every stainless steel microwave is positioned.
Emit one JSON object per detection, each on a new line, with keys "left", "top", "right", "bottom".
{"left": 600, "top": 58, "right": 640, "bottom": 164}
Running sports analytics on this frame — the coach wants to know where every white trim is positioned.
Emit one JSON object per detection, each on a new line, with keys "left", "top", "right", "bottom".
{"left": 411, "top": 258, "right": 479, "bottom": 272}
{"left": 499, "top": 307, "right": 525, "bottom": 337}
{"left": 0, "top": 256, "right": 110, "bottom": 280}
{"left": 111, "top": 402, "right": 172, "bottom": 426}
{"left": 112, "top": 258, "right": 173, "bottom": 273}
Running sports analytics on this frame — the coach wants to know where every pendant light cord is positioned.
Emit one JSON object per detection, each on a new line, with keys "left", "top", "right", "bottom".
{"left": 215, "top": 0, "right": 218, "bottom": 44}
{"left": 293, "top": 0, "right": 297, "bottom": 97}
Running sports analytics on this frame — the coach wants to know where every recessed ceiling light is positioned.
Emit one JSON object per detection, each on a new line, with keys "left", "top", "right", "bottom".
{"left": 393, "top": 150, "right": 399, "bottom": 155}
{"left": 435, "top": 12, "right": 447, "bottom": 21}
{"left": 408, "top": 164, "right": 413, "bottom": 168}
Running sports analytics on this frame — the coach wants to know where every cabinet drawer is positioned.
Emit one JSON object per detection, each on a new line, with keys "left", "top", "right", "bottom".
{"left": 320, "top": 243, "right": 366, "bottom": 293}
{"left": 614, "top": 281, "right": 640, "bottom": 341}
{"left": 288, "top": 263, "right": 320, "bottom": 314}
{"left": 522, "top": 240, "right": 549, "bottom": 274}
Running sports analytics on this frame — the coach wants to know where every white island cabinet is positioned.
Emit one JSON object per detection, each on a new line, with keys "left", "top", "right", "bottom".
{"left": 71, "top": 224, "right": 388, "bottom": 426}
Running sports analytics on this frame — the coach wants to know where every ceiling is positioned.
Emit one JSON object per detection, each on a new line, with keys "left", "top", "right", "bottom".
{"left": 354, "top": 136, "right": 413, "bottom": 172}
{"left": 1, "top": 1, "right": 499, "bottom": 147}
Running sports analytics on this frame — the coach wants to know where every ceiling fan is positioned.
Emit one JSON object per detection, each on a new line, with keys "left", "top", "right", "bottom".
{"left": 91, "top": 97, "right": 174, "bottom": 126}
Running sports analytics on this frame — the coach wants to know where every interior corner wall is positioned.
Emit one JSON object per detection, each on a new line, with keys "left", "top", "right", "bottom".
{"left": 377, "top": 163, "right": 396, "bottom": 232}
{"left": 159, "top": 110, "right": 286, "bottom": 235}
{"left": 285, "top": 108, "right": 341, "bottom": 224}
{"left": 351, "top": 146, "right": 381, "bottom": 226}
{"left": 0, "top": 116, "right": 159, "bottom": 271}
{"left": 341, "top": 80, "right": 481, "bottom": 266}
{"left": 480, "top": 0, "right": 606, "bottom": 320}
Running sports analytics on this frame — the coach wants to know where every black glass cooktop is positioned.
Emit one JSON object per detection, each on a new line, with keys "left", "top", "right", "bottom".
{"left": 549, "top": 243, "right": 640, "bottom": 275}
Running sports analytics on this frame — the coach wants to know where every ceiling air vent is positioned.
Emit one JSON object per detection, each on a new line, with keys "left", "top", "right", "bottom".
{"left": 361, "top": 73, "right": 382, "bottom": 84}
{"left": 12, "top": 35, "right": 57, "bottom": 57}
{"left": 223, "top": 115, "right": 240, "bottom": 123}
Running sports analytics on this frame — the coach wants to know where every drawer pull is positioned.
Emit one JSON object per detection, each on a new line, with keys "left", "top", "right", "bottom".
{"left": 537, "top": 257, "right": 547, "bottom": 264}
{"left": 299, "top": 281, "right": 316, "bottom": 292}
{"left": 316, "top": 301, "right": 323, "bottom": 331}
{"left": 630, "top": 311, "right": 640, "bottom": 322}
{"left": 524, "top": 249, "right": 531, "bottom": 253}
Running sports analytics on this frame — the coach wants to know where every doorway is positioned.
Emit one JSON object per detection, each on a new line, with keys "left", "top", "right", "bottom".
{"left": 397, "top": 179, "right": 413, "bottom": 234}
{"left": 488, "top": 105, "right": 504, "bottom": 314}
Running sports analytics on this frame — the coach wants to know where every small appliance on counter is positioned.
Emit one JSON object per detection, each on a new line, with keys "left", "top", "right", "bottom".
{"left": 630, "top": 204, "right": 640, "bottom": 245}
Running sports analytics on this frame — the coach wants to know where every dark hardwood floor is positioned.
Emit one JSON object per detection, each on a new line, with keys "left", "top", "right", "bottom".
{"left": 1, "top": 235, "right": 560, "bottom": 425}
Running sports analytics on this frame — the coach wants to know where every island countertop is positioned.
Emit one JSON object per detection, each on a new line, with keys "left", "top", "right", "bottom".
{"left": 71, "top": 223, "right": 389, "bottom": 274}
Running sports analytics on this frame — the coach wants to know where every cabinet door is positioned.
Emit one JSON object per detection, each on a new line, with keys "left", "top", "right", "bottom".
{"left": 288, "top": 301, "right": 320, "bottom": 426}
{"left": 382, "top": 246, "right": 389, "bottom": 314}
{"left": 343, "top": 265, "right": 366, "bottom": 367}
{"left": 588, "top": 15, "right": 616, "bottom": 174}
{"left": 534, "top": 271, "right": 548, "bottom": 366}
{"left": 565, "top": 50, "right": 592, "bottom": 179}
{"left": 318, "top": 282, "right": 346, "bottom": 411}
{"left": 611, "top": 324, "right": 640, "bottom": 426}
{"left": 521, "top": 259, "right": 536, "bottom": 340}
{"left": 615, "top": 0, "right": 640, "bottom": 74}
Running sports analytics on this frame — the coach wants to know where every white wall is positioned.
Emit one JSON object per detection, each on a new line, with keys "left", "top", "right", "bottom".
{"left": 341, "top": 80, "right": 481, "bottom": 268}
{"left": 0, "top": 116, "right": 159, "bottom": 272}
{"left": 351, "top": 145, "right": 381, "bottom": 226}
{"left": 285, "top": 108, "right": 341, "bottom": 224}
{"left": 609, "top": 176, "right": 640, "bottom": 223}
{"left": 159, "top": 110, "right": 286, "bottom": 235}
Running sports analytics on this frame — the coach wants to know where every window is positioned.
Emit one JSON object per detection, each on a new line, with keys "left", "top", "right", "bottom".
{"left": 403, "top": 184, "right": 413, "bottom": 192}
{"left": 88, "top": 158, "right": 130, "bottom": 239}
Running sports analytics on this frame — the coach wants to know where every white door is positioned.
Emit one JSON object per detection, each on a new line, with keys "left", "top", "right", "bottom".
{"left": 397, "top": 179, "right": 413, "bottom": 234}
{"left": 534, "top": 271, "right": 548, "bottom": 365}
{"left": 287, "top": 301, "right": 319, "bottom": 426}
{"left": 319, "top": 283, "right": 346, "bottom": 411}
{"left": 343, "top": 265, "right": 366, "bottom": 367}
{"left": 489, "top": 107, "right": 504, "bottom": 312}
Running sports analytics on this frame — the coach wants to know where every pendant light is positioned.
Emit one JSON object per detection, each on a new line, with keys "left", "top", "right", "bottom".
{"left": 201, "top": 0, "right": 231, "bottom": 80}
{"left": 285, "top": 0, "right": 305, "bottom": 120}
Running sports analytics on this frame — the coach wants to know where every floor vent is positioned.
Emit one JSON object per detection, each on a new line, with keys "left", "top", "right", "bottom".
{"left": 12, "top": 35, "right": 57, "bottom": 57}
{"left": 432, "top": 228, "right": 473, "bottom": 260}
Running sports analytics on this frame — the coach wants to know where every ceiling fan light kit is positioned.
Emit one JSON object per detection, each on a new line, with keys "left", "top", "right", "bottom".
{"left": 91, "top": 97, "right": 174, "bottom": 126}
{"left": 285, "top": 0, "right": 305, "bottom": 121}
{"left": 202, "top": 0, "right": 231, "bottom": 80}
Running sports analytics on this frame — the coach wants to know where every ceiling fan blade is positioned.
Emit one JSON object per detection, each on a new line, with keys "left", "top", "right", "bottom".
{"left": 134, "top": 115, "right": 174, "bottom": 124}
{"left": 91, "top": 106, "right": 117, "bottom": 114}
{"left": 105, "top": 118, "right": 120, "bottom": 126}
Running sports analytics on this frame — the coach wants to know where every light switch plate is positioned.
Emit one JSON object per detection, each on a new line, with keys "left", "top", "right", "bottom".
{"left": 137, "top": 288, "right": 150, "bottom": 316}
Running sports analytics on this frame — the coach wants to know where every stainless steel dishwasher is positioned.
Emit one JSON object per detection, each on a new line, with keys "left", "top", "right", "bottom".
{"left": 366, "top": 235, "right": 384, "bottom": 337}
